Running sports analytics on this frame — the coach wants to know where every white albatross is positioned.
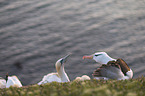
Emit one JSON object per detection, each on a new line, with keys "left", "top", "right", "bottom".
{"left": 38, "top": 54, "right": 70, "bottom": 85}
{"left": 6, "top": 74, "right": 22, "bottom": 88}
{"left": 83, "top": 52, "right": 133, "bottom": 80}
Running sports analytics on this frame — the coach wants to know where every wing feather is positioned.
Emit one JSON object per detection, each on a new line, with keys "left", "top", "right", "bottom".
{"left": 93, "top": 60, "right": 125, "bottom": 79}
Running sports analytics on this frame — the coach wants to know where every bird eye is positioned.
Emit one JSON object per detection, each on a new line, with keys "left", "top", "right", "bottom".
{"left": 94, "top": 54, "right": 102, "bottom": 57}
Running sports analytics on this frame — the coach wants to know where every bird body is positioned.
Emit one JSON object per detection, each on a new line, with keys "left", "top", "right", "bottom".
{"left": 6, "top": 76, "right": 22, "bottom": 88}
{"left": 38, "top": 73, "right": 61, "bottom": 85}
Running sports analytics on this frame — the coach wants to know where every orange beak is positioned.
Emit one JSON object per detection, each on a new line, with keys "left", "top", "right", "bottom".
{"left": 82, "top": 55, "right": 93, "bottom": 59}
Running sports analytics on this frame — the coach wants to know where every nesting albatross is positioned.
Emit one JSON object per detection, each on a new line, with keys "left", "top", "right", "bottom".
{"left": 83, "top": 52, "right": 133, "bottom": 80}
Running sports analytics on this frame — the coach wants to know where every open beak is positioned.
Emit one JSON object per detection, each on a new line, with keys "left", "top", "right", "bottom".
{"left": 62, "top": 53, "right": 71, "bottom": 63}
{"left": 82, "top": 55, "right": 93, "bottom": 59}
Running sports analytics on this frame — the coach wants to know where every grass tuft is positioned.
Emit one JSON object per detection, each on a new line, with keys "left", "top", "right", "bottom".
{"left": 0, "top": 77, "right": 145, "bottom": 96}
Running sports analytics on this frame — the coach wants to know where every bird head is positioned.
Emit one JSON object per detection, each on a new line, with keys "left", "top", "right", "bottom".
{"left": 55, "top": 54, "right": 71, "bottom": 72}
{"left": 83, "top": 52, "right": 115, "bottom": 64}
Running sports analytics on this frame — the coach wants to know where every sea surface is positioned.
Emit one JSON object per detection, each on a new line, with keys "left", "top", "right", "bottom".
{"left": 0, "top": 0, "right": 145, "bottom": 85}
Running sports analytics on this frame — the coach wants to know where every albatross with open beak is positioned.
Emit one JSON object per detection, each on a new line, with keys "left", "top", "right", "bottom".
{"left": 83, "top": 52, "right": 133, "bottom": 80}
{"left": 38, "top": 54, "right": 70, "bottom": 85}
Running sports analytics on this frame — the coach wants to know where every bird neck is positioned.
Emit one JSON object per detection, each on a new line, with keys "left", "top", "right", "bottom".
{"left": 58, "top": 67, "right": 70, "bottom": 82}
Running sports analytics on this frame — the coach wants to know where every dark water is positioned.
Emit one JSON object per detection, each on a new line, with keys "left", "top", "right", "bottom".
{"left": 0, "top": 0, "right": 145, "bottom": 85}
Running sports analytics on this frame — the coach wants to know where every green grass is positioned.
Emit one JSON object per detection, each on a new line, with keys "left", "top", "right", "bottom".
{"left": 0, "top": 77, "right": 145, "bottom": 96}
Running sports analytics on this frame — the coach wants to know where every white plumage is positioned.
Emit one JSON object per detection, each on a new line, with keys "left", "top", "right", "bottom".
{"left": 38, "top": 54, "right": 70, "bottom": 85}
{"left": 6, "top": 75, "right": 22, "bottom": 88}
{"left": 38, "top": 73, "right": 61, "bottom": 85}
{"left": 74, "top": 75, "right": 91, "bottom": 81}
{"left": 0, "top": 77, "right": 6, "bottom": 88}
